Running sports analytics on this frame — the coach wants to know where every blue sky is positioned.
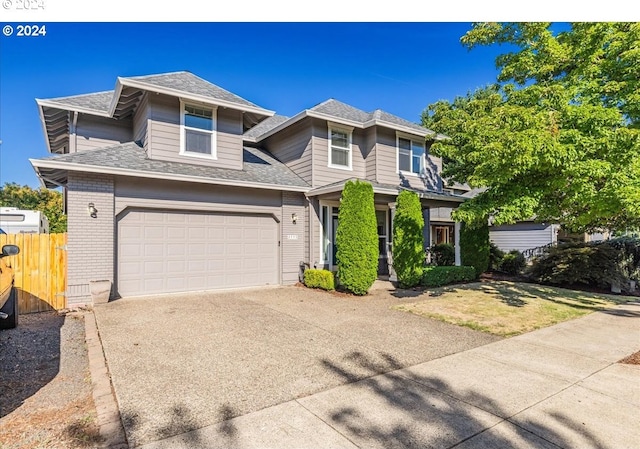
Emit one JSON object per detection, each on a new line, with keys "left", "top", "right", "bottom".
{"left": 0, "top": 22, "right": 511, "bottom": 188}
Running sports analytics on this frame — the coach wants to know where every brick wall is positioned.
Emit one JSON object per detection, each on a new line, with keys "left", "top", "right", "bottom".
{"left": 66, "top": 172, "right": 115, "bottom": 305}
{"left": 281, "top": 191, "right": 306, "bottom": 284}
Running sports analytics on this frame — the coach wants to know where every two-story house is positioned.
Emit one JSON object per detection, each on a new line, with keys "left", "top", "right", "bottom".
{"left": 30, "top": 71, "right": 465, "bottom": 305}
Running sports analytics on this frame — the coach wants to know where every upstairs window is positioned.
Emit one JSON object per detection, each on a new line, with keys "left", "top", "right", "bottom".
{"left": 181, "top": 102, "right": 217, "bottom": 158}
{"left": 328, "top": 124, "right": 352, "bottom": 170}
{"left": 398, "top": 136, "right": 425, "bottom": 175}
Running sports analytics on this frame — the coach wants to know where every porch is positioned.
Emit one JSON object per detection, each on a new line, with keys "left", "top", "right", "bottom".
{"left": 305, "top": 179, "right": 466, "bottom": 277}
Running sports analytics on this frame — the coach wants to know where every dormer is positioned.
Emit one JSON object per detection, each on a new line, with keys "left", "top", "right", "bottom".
{"left": 36, "top": 72, "right": 274, "bottom": 171}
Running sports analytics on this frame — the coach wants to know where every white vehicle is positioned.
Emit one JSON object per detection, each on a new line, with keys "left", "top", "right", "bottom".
{"left": 0, "top": 208, "right": 49, "bottom": 234}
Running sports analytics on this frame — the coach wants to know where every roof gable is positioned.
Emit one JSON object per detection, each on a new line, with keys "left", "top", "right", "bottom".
{"left": 122, "top": 72, "right": 262, "bottom": 110}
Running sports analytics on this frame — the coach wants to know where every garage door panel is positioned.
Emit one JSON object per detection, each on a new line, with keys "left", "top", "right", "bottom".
{"left": 118, "top": 210, "right": 278, "bottom": 296}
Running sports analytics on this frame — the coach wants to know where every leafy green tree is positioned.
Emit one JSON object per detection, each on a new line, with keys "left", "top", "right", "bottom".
{"left": 460, "top": 220, "right": 490, "bottom": 278}
{"left": 0, "top": 182, "right": 67, "bottom": 232}
{"left": 423, "top": 22, "right": 640, "bottom": 233}
{"left": 335, "top": 180, "right": 378, "bottom": 295}
{"left": 392, "top": 190, "right": 425, "bottom": 287}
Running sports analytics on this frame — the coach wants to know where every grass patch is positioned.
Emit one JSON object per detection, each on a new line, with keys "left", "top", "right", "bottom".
{"left": 393, "top": 280, "right": 631, "bottom": 337}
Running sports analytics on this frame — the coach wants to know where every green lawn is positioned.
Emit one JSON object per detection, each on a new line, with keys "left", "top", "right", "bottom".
{"left": 393, "top": 281, "right": 631, "bottom": 337}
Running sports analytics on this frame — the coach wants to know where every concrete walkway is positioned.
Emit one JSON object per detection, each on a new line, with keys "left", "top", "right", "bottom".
{"left": 136, "top": 300, "right": 640, "bottom": 449}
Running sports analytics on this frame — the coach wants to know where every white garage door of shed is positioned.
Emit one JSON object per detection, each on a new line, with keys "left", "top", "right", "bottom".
{"left": 118, "top": 210, "right": 278, "bottom": 297}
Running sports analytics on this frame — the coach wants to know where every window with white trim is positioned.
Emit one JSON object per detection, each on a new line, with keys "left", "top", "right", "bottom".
{"left": 397, "top": 136, "right": 425, "bottom": 175}
{"left": 181, "top": 102, "right": 217, "bottom": 158}
{"left": 328, "top": 125, "right": 352, "bottom": 169}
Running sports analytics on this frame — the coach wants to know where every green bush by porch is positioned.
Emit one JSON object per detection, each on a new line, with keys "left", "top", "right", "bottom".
{"left": 422, "top": 266, "right": 476, "bottom": 287}
{"left": 392, "top": 190, "right": 425, "bottom": 288}
{"left": 335, "top": 180, "right": 378, "bottom": 295}
{"left": 430, "top": 243, "right": 455, "bottom": 266}
{"left": 460, "top": 221, "right": 490, "bottom": 278}
{"left": 304, "top": 269, "right": 335, "bottom": 291}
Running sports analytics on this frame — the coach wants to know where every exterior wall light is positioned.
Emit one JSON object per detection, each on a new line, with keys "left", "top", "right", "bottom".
{"left": 291, "top": 213, "right": 298, "bottom": 224}
{"left": 88, "top": 202, "right": 98, "bottom": 218}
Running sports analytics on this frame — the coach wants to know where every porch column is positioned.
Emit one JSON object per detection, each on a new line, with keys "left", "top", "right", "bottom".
{"left": 422, "top": 208, "right": 431, "bottom": 264}
{"left": 387, "top": 202, "right": 397, "bottom": 282}
{"left": 454, "top": 221, "right": 461, "bottom": 266}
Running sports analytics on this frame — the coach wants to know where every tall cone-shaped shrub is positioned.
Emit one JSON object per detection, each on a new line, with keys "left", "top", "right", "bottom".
{"left": 392, "top": 190, "right": 425, "bottom": 288}
{"left": 460, "top": 220, "right": 490, "bottom": 278}
{"left": 336, "top": 180, "right": 378, "bottom": 295}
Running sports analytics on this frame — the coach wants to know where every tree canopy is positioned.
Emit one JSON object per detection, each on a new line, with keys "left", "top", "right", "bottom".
{"left": 422, "top": 22, "right": 640, "bottom": 233}
{"left": 0, "top": 183, "right": 67, "bottom": 233}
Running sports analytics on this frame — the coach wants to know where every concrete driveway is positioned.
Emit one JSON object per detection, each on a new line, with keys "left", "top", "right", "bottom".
{"left": 93, "top": 284, "right": 499, "bottom": 447}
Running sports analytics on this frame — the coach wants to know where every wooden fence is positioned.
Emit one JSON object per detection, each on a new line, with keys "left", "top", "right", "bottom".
{"left": 0, "top": 233, "right": 67, "bottom": 314}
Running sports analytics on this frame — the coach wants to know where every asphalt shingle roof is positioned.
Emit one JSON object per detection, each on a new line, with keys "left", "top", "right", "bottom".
{"left": 126, "top": 72, "right": 263, "bottom": 109}
{"left": 309, "top": 99, "right": 372, "bottom": 123}
{"left": 246, "top": 98, "right": 435, "bottom": 141}
{"left": 40, "top": 142, "right": 309, "bottom": 188}
{"left": 243, "top": 115, "right": 290, "bottom": 139}
{"left": 39, "top": 72, "right": 268, "bottom": 114}
{"left": 42, "top": 91, "right": 114, "bottom": 113}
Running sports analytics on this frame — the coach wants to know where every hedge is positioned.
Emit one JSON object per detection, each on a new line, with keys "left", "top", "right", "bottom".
{"left": 392, "top": 190, "right": 425, "bottom": 288}
{"left": 527, "top": 238, "right": 640, "bottom": 291}
{"left": 431, "top": 243, "right": 455, "bottom": 266}
{"left": 422, "top": 266, "right": 476, "bottom": 287}
{"left": 460, "top": 221, "right": 490, "bottom": 278}
{"left": 499, "top": 250, "right": 526, "bottom": 275}
{"left": 304, "top": 269, "right": 335, "bottom": 291}
{"left": 335, "top": 180, "right": 378, "bottom": 295}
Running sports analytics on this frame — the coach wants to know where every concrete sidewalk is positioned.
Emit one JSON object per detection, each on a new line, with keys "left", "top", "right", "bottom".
{"left": 138, "top": 301, "right": 640, "bottom": 449}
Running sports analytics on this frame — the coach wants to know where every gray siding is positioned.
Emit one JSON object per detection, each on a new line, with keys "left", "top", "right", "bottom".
{"left": 364, "top": 127, "right": 377, "bottom": 182}
{"left": 147, "top": 94, "right": 243, "bottom": 170}
{"left": 375, "top": 127, "right": 399, "bottom": 186}
{"left": 311, "top": 118, "right": 366, "bottom": 187}
{"left": 430, "top": 207, "right": 454, "bottom": 222}
{"left": 66, "top": 172, "right": 115, "bottom": 305}
{"left": 262, "top": 118, "right": 313, "bottom": 185}
{"left": 490, "top": 223, "right": 555, "bottom": 253}
{"left": 114, "top": 176, "right": 282, "bottom": 217}
{"left": 374, "top": 127, "right": 443, "bottom": 191}
{"left": 281, "top": 191, "right": 306, "bottom": 284}
{"left": 74, "top": 114, "right": 133, "bottom": 152}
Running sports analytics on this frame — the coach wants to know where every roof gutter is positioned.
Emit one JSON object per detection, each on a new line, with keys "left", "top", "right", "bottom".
{"left": 29, "top": 158, "right": 310, "bottom": 193}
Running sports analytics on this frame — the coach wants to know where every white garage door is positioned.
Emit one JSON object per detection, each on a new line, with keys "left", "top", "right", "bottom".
{"left": 117, "top": 210, "right": 279, "bottom": 297}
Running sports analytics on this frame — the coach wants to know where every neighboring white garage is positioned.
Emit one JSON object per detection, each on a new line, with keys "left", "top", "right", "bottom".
{"left": 489, "top": 222, "right": 559, "bottom": 253}
{"left": 117, "top": 209, "right": 279, "bottom": 297}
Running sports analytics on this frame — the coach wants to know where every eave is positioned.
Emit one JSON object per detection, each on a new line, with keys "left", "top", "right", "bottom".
{"left": 29, "top": 158, "right": 310, "bottom": 193}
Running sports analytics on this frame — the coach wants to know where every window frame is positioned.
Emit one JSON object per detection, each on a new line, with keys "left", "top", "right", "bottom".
{"left": 396, "top": 132, "right": 426, "bottom": 176}
{"left": 179, "top": 100, "right": 218, "bottom": 160}
{"left": 327, "top": 123, "right": 353, "bottom": 171}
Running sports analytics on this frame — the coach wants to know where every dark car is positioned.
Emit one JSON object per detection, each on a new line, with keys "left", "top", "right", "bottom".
{"left": 0, "top": 242, "right": 20, "bottom": 329}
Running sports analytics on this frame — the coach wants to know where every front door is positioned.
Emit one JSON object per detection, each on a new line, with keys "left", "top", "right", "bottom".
{"left": 376, "top": 209, "right": 388, "bottom": 275}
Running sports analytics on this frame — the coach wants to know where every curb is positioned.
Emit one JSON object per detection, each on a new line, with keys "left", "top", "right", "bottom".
{"left": 84, "top": 310, "right": 129, "bottom": 449}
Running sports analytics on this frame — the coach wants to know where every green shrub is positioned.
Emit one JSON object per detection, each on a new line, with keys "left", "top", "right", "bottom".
{"left": 460, "top": 220, "right": 490, "bottom": 278}
{"left": 422, "top": 266, "right": 476, "bottom": 287}
{"left": 304, "top": 269, "right": 335, "bottom": 291}
{"left": 430, "top": 243, "right": 455, "bottom": 266}
{"left": 606, "top": 237, "right": 640, "bottom": 281}
{"left": 489, "top": 242, "right": 505, "bottom": 271}
{"left": 499, "top": 250, "right": 526, "bottom": 275}
{"left": 335, "top": 180, "right": 378, "bottom": 295}
{"left": 527, "top": 241, "right": 630, "bottom": 290}
{"left": 392, "top": 190, "right": 425, "bottom": 288}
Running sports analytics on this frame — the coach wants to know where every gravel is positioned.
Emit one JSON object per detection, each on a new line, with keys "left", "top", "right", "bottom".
{"left": 0, "top": 311, "right": 101, "bottom": 449}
